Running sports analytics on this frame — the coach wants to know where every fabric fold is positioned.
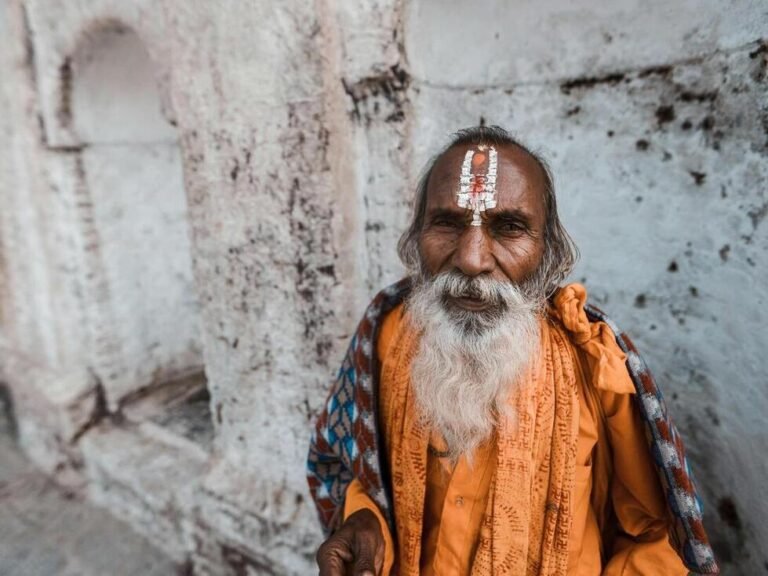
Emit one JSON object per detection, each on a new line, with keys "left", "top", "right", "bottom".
{"left": 552, "top": 284, "right": 634, "bottom": 395}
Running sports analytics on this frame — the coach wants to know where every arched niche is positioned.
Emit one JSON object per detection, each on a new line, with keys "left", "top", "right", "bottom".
{"left": 65, "top": 24, "right": 211, "bottom": 447}
{"left": 68, "top": 23, "right": 175, "bottom": 144}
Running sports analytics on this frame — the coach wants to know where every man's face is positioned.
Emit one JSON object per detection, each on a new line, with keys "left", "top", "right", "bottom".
{"left": 418, "top": 143, "right": 548, "bottom": 313}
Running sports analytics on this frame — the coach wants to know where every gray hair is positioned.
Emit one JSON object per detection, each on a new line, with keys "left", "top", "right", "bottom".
{"left": 397, "top": 125, "right": 579, "bottom": 298}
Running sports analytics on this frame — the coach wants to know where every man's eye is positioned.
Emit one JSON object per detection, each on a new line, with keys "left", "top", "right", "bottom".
{"left": 494, "top": 221, "right": 525, "bottom": 234}
{"left": 433, "top": 219, "right": 461, "bottom": 229}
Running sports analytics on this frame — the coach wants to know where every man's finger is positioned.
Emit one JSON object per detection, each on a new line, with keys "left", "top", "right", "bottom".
{"left": 317, "top": 552, "right": 345, "bottom": 576}
{"left": 352, "top": 535, "right": 378, "bottom": 576}
{"left": 353, "top": 559, "right": 376, "bottom": 576}
{"left": 317, "top": 537, "right": 354, "bottom": 576}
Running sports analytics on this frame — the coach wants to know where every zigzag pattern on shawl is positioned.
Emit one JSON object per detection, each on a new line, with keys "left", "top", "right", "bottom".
{"left": 307, "top": 278, "right": 411, "bottom": 534}
{"left": 584, "top": 304, "right": 718, "bottom": 575}
{"left": 307, "top": 281, "right": 718, "bottom": 575}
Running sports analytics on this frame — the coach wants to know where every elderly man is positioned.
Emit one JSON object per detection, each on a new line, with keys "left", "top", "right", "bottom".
{"left": 307, "top": 126, "right": 718, "bottom": 575}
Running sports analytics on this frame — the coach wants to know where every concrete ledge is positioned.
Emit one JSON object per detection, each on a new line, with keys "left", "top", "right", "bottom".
{"left": 80, "top": 421, "right": 208, "bottom": 563}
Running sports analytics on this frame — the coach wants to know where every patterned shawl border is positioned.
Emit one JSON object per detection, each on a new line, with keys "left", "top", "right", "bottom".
{"left": 350, "top": 278, "right": 412, "bottom": 527}
{"left": 307, "top": 282, "right": 718, "bottom": 575}
{"left": 585, "top": 304, "right": 719, "bottom": 575}
{"left": 306, "top": 279, "right": 411, "bottom": 534}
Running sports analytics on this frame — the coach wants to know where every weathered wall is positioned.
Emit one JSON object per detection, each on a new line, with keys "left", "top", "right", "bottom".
{"left": 0, "top": 0, "right": 765, "bottom": 574}
{"left": 405, "top": 3, "right": 767, "bottom": 571}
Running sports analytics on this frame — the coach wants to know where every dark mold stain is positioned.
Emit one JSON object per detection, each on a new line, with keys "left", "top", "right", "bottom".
{"left": 667, "top": 260, "right": 679, "bottom": 273}
{"left": 748, "top": 201, "right": 768, "bottom": 232}
{"left": 57, "top": 57, "right": 73, "bottom": 129}
{"left": 679, "top": 90, "right": 718, "bottom": 103}
{"left": 281, "top": 133, "right": 339, "bottom": 364}
{"left": 717, "top": 497, "right": 742, "bottom": 531}
{"left": 635, "top": 139, "right": 649, "bottom": 151}
{"left": 749, "top": 40, "right": 767, "bottom": 60}
{"left": 606, "top": 130, "right": 614, "bottom": 138}
{"left": 688, "top": 286, "right": 699, "bottom": 298}
{"left": 560, "top": 72, "right": 626, "bottom": 95}
{"left": 341, "top": 64, "right": 410, "bottom": 126}
{"left": 633, "top": 294, "right": 647, "bottom": 309}
{"left": 0, "top": 382, "right": 18, "bottom": 441}
{"left": 655, "top": 104, "right": 676, "bottom": 126}
{"left": 565, "top": 105, "right": 581, "bottom": 117}
{"left": 637, "top": 64, "right": 673, "bottom": 79}
{"left": 681, "top": 120, "right": 693, "bottom": 130}
{"left": 479, "top": 115, "right": 486, "bottom": 126}
{"left": 316, "top": 338, "right": 333, "bottom": 360}
{"left": 705, "top": 405, "right": 720, "bottom": 426}
{"left": 749, "top": 40, "right": 768, "bottom": 81}
{"left": 700, "top": 116, "right": 715, "bottom": 131}
{"left": 689, "top": 171, "right": 707, "bottom": 186}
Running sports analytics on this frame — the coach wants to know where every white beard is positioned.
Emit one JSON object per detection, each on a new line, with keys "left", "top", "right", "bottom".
{"left": 407, "top": 271, "right": 542, "bottom": 460}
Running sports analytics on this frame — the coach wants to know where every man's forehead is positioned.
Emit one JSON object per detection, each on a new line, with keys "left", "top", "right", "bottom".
{"left": 426, "top": 142, "right": 547, "bottom": 208}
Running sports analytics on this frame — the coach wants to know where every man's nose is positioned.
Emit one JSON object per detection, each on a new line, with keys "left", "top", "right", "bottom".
{"left": 453, "top": 225, "right": 495, "bottom": 277}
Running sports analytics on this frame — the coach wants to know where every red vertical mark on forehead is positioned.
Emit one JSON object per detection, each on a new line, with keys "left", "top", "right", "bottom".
{"left": 471, "top": 178, "right": 486, "bottom": 194}
{"left": 471, "top": 152, "right": 488, "bottom": 193}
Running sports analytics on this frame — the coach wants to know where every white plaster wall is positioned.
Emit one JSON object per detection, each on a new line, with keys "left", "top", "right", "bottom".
{"left": 406, "top": 0, "right": 766, "bottom": 86}
{"left": 0, "top": 0, "right": 765, "bottom": 574}
{"left": 82, "top": 143, "right": 203, "bottom": 401}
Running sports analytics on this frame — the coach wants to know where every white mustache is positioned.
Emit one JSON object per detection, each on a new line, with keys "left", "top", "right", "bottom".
{"left": 435, "top": 272, "right": 507, "bottom": 305}
{"left": 425, "top": 271, "right": 539, "bottom": 320}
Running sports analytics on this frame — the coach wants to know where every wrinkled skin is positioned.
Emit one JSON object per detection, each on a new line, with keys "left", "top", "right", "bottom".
{"left": 316, "top": 509, "right": 384, "bottom": 576}
{"left": 419, "top": 143, "right": 548, "bottom": 311}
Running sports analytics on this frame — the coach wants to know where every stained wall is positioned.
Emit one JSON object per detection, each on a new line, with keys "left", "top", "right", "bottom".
{"left": 0, "top": 0, "right": 765, "bottom": 574}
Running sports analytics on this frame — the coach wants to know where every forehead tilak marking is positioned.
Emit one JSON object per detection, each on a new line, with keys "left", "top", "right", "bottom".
{"left": 456, "top": 145, "right": 498, "bottom": 226}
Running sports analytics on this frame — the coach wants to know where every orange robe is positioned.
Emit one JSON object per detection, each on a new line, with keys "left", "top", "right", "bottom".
{"left": 344, "top": 284, "right": 687, "bottom": 575}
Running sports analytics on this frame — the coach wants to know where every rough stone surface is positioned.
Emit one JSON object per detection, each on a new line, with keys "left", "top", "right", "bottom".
{"left": 0, "top": 427, "right": 177, "bottom": 576}
{"left": 406, "top": 0, "right": 766, "bottom": 87}
{"left": 0, "top": 0, "right": 765, "bottom": 574}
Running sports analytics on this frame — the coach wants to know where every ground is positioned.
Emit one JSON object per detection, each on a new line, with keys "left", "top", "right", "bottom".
{"left": 0, "top": 408, "right": 177, "bottom": 576}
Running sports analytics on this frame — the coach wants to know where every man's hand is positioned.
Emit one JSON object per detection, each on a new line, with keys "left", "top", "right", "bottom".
{"left": 316, "top": 509, "right": 385, "bottom": 576}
